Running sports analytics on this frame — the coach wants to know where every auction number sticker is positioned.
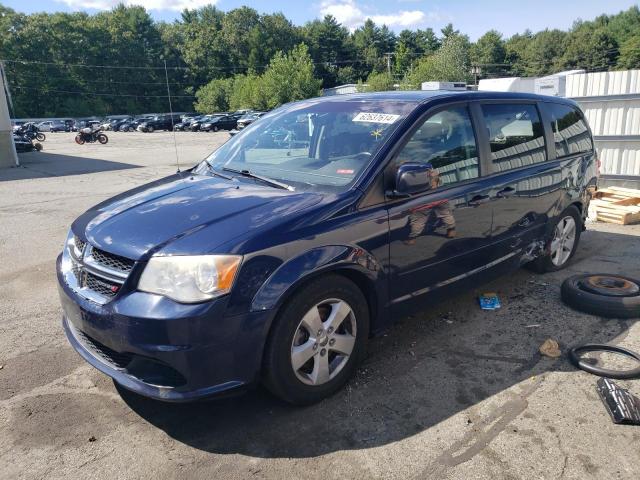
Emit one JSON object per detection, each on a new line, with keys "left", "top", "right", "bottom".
{"left": 352, "top": 112, "right": 400, "bottom": 124}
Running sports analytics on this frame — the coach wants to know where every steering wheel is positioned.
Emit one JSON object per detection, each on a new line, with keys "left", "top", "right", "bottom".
{"left": 354, "top": 151, "right": 372, "bottom": 160}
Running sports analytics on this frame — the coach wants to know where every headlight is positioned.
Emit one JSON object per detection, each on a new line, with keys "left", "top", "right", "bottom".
{"left": 138, "top": 255, "right": 242, "bottom": 303}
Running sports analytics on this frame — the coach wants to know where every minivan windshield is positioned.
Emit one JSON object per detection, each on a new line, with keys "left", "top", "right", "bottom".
{"left": 199, "top": 99, "right": 416, "bottom": 192}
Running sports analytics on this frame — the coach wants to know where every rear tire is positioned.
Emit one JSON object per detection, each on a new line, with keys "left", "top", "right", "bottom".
{"left": 528, "top": 206, "right": 581, "bottom": 273}
{"left": 147, "top": 126, "right": 154, "bottom": 133}
{"left": 262, "top": 275, "right": 369, "bottom": 405}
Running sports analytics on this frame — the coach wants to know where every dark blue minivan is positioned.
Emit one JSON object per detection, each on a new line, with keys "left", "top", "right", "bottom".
{"left": 57, "top": 91, "right": 597, "bottom": 404}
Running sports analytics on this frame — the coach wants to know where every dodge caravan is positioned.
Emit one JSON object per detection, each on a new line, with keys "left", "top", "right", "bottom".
{"left": 57, "top": 91, "right": 598, "bottom": 404}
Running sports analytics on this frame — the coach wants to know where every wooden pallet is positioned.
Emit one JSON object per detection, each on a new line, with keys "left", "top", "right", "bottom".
{"left": 592, "top": 187, "right": 640, "bottom": 225}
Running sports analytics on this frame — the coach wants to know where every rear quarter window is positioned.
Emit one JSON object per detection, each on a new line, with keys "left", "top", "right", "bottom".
{"left": 544, "top": 103, "right": 593, "bottom": 158}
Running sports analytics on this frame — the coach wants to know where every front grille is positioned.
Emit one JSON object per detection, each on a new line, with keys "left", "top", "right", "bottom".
{"left": 85, "top": 271, "right": 119, "bottom": 298}
{"left": 65, "top": 239, "right": 134, "bottom": 304}
{"left": 74, "top": 236, "right": 86, "bottom": 254}
{"left": 91, "top": 248, "right": 135, "bottom": 274}
{"left": 74, "top": 327, "right": 133, "bottom": 369}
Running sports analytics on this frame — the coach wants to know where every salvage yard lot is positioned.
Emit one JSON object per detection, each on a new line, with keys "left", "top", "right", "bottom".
{"left": 1, "top": 132, "right": 639, "bottom": 479}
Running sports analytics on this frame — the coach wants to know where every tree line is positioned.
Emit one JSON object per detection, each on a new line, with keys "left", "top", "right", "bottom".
{"left": 0, "top": 3, "right": 639, "bottom": 117}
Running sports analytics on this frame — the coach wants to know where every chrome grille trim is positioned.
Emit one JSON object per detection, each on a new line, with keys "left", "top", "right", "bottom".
{"left": 84, "top": 245, "right": 129, "bottom": 281}
{"left": 63, "top": 235, "right": 135, "bottom": 305}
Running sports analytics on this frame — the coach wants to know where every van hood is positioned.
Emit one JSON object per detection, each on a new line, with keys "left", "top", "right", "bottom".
{"left": 72, "top": 173, "right": 323, "bottom": 260}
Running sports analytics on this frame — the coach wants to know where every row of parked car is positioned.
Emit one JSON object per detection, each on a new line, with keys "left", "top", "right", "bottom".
{"left": 172, "top": 111, "right": 265, "bottom": 132}
{"left": 14, "top": 110, "right": 267, "bottom": 135}
{"left": 100, "top": 110, "right": 265, "bottom": 133}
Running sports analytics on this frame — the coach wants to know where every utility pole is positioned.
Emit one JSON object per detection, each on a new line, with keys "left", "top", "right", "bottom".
{"left": 384, "top": 52, "right": 394, "bottom": 77}
{"left": 471, "top": 65, "right": 482, "bottom": 89}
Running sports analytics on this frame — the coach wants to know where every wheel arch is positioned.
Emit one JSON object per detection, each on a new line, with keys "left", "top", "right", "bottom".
{"left": 251, "top": 245, "right": 386, "bottom": 337}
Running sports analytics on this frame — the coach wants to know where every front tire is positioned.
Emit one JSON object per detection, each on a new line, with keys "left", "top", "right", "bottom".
{"left": 74, "top": 134, "right": 85, "bottom": 145}
{"left": 98, "top": 134, "right": 108, "bottom": 144}
{"left": 528, "top": 206, "right": 582, "bottom": 273}
{"left": 262, "top": 275, "right": 369, "bottom": 405}
{"left": 36, "top": 133, "right": 45, "bottom": 141}
{"left": 147, "top": 126, "right": 154, "bottom": 133}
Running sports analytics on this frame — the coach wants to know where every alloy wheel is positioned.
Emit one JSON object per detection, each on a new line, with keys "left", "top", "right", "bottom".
{"left": 290, "top": 298, "right": 357, "bottom": 386}
{"left": 550, "top": 216, "right": 576, "bottom": 266}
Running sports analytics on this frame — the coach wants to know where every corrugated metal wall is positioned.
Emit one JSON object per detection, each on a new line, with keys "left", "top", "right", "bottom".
{"left": 567, "top": 70, "right": 640, "bottom": 181}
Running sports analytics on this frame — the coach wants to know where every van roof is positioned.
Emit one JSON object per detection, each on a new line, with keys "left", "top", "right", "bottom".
{"left": 306, "top": 90, "right": 578, "bottom": 107}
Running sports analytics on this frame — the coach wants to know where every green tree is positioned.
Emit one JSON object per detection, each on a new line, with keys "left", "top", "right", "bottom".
{"left": 404, "top": 35, "right": 471, "bottom": 88}
{"left": 504, "top": 30, "right": 533, "bottom": 76}
{"left": 335, "top": 66, "right": 359, "bottom": 85}
{"left": 352, "top": 19, "right": 396, "bottom": 76}
{"left": 618, "top": 35, "right": 640, "bottom": 68}
{"left": 521, "top": 29, "right": 567, "bottom": 76}
{"left": 358, "top": 71, "right": 394, "bottom": 92}
{"left": 301, "top": 15, "right": 353, "bottom": 87}
{"left": 471, "top": 30, "right": 506, "bottom": 66}
{"left": 194, "top": 77, "right": 233, "bottom": 112}
{"left": 558, "top": 27, "right": 618, "bottom": 71}
{"left": 260, "top": 43, "right": 322, "bottom": 109}
{"left": 228, "top": 73, "right": 268, "bottom": 110}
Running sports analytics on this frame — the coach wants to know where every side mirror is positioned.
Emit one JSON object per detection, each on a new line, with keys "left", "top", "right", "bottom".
{"left": 387, "top": 162, "right": 433, "bottom": 198}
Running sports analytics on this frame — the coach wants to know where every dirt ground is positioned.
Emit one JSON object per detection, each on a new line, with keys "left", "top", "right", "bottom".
{"left": 1, "top": 131, "right": 639, "bottom": 480}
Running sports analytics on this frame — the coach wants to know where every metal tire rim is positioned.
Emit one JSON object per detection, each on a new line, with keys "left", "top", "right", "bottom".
{"left": 291, "top": 298, "right": 357, "bottom": 386}
{"left": 550, "top": 216, "right": 576, "bottom": 266}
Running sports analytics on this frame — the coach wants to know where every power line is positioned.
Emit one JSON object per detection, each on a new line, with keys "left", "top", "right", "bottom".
{"left": 10, "top": 85, "right": 196, "bottom": 98}
{"left": 0, "top": 56, "right": 371, "bottom": 73}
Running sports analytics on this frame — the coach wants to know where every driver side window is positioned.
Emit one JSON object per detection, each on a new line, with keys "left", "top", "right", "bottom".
{"left": 394, "top": 106, "right": 479, "bottom": 188}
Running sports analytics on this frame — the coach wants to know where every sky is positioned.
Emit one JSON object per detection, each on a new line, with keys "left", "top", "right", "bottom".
{"left": 2, "top": 0, "right": 639, "bottom": 40}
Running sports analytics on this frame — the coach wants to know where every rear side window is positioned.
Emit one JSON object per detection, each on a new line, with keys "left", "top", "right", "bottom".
{"left": 394, "top": 106, "right": 479, "bottom": 188}
{"left": 546, "top": 103, "right": 593, "bottom": 157}
{"left": 481, "top": 104, "right": 546, "bottom": 172}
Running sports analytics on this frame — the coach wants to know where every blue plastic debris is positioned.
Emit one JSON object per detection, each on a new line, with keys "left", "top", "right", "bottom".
{"left": 479, "top": 292, "right": 501, "bottom": 310}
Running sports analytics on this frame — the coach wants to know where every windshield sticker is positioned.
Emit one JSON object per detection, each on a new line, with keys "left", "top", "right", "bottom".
{"left": 337, "top": 169, "right": 354, "bottom": 174}
{"left": 352, "top": 112, "right": 400, "bottom": 124}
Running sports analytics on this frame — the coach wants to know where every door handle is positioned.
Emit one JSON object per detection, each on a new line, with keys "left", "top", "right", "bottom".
{"left": 496, "top": 187, "right": 516, "bottom": 198}
{"left": 468, "top": 194, "right": 491, "bottom": 206}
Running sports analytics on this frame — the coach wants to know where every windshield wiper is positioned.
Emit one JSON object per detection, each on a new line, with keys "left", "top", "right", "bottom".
{"left": 204, "top": 162, "right": 233, "bottom": 180}
{"left": 222, "top": 167, "right": 294, "bottom": 191}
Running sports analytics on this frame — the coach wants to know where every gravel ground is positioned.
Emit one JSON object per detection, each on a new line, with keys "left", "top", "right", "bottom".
{"left": 1, "top": 132, "right": 639, "bottom": 480}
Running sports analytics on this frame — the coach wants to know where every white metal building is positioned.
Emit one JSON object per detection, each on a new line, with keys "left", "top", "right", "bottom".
{"left": 480, "top": 69, "right": 640, "bottom": 187}
{"left": 0, "top": 62, "right": 19, "bottom": 168}
{"left": 566, "top": 70, "right": 640, "bottom": 186}
{"left": 322, "top": 84, "right": 359, "bottom": 96}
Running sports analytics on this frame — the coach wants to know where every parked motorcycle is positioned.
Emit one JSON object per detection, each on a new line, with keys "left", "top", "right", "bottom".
{"left": 13, "top": 133, "right": 43, "bottom": 152}
{"left": 15, "top": 123, "right": 46, "bottom": 142}
{"left": 75, "top": 127, "right": 108, "bottom": 145}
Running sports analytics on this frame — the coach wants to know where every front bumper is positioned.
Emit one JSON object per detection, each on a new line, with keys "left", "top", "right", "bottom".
{"left": 57, "top": 256, "right": 273, "bottom": 402}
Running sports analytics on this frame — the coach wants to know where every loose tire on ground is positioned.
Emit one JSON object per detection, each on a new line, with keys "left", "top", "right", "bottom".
{"left": 569, "top": 344, "right": 640, "bottom": 379}
{"left": 561, "top": 273, "right": 640, "bottom": 318}
{"left": 262, "top": 274, "right": 369, "bottom": 405}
